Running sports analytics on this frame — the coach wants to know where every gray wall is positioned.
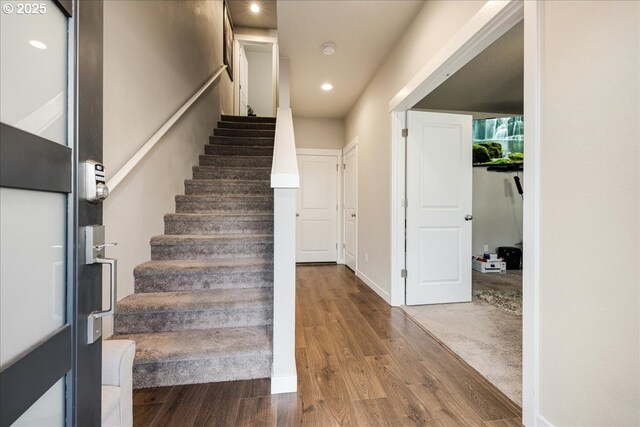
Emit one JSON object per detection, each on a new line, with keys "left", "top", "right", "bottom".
{"left": 102, "top": 0, "right": 233, "bottom": 336}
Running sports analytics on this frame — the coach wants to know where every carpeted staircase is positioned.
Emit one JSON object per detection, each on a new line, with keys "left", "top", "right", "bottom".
{"left": 113, "top": 115, "right": 276, "bottom": 389}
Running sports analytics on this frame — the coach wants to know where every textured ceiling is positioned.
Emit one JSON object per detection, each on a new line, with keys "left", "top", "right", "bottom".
{"left": 414, "top": 21, "right": 524, "bottom": 115}
{"left": 228, "top": 0, "right": 278, "bottom": 30}
{"left": 278, "top": 1, "right": 425, "bottom": 118}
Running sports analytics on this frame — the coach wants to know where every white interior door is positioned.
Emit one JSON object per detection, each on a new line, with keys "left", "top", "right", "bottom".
{"left": 239, "top": 45, "right": 249, "bottom": 116}
{"left": 343, "top": 146, "right": 358, "bottom": 271}
{"left": 406, "top": 111, "right": 473, "bottom": 305}
{"left": 296, "top": 154, "right": 338, "bottom": 262}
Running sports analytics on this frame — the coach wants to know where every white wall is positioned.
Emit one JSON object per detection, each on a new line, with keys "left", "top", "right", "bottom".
{"left": 293, "top": 117, "right": 344, "bottom": 149}
{"left": 473, "top": 168, "right": 523, "bottom": 255}
{"left": 245, "top": 46, "right": 274, "bottom": 117}
{"left": 344, "top": 0, "right": 486, "bottom": 296}
{"left": 102, "top": 0, "right": 233, "bottom": 336}
{"left": 537, "top": 1, "right": 640, "bottom": 425}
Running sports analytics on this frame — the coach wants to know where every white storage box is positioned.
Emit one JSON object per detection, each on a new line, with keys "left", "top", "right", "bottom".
{"left": 472, "top": 257, "right": 506, "bottom": 273}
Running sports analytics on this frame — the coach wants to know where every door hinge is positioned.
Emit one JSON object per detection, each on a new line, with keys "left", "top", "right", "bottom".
{"left": 336, "top": 164, "right": 339, "bottom": 171}
{"left": 401, "top": 198, "right": 408, "bottom": 208}
{"left": 343, "top": 163, "right": 346, "bottom": 170}
{"left": 343, "top": 243, "right": 346, "bottom": 249}
{"left": 401, "top": 128, "right": 408, "bottom": 138}
{"left": 336, "top": 243, "right": 338, "bottom": 249}
{"left": 401, "top": 269, "right": 408, "bottom": 278}
{"left": 336, "top": 204, "right": 338, "bottom": 211}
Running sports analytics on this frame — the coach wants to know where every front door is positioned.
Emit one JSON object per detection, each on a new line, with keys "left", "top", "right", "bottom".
{"left": 296, "top": 153, "right": 338, "bottom": 263}
{"left": 0, "top": 1, "right": 104, "bottom": 425}
{"left": 405, "top": 111, "right": 473, "bottom": 305}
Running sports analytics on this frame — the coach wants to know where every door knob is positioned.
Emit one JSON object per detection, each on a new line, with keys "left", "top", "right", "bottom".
{"left": 464, "top": 214, "right": 473, "bottom": 221}
{"left": 351, "top": 213, "right": 356, "bottom": 218}
{"left": 296, "top": 213, "right": 299, "bottom": 217}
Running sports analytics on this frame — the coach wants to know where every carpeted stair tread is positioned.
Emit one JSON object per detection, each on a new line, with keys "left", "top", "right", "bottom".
{"left": 118, "top": 327, "right": 272, "bottom": 363}
{"left": 221, "top": 115, "right": 275, "bottom": 123}
{"left": 205, "top": 144, "right": 274, "bottom": 156}
{"left": 214, "top": 128, "right": 275, "bottom": 138}
{"left": 217, "top": 121, "right": 275, "bottom": 130}
{"left": 117, "top": 288, "right": 273, "bottom": 314}
{"left": 164, "top": 212, "right": 273, "bottom": 235}
{"left": 192, "top": 165, "right": 271, "bottom": 181}
{"left": 209, "top": 136, "right": 275, "bottom": 146}
{"left": 151, "top": 233, "right": 273, "bottom": 245}
{"left": 135, "top": 258, "right": 273, "bottom": 275}
{"left": 199, "top": 155, "right": 272, "bottom": 168}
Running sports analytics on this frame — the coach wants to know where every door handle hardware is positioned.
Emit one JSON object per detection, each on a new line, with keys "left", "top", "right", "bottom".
{"left": 351, "top": 213, "right": 357, "bottom": 218}
{"left": 84, "top": 225, "right": 118, "bottom": 343}
{"left": 464, "top": 214, "right": 473, "bottom": 221}
{"left": 296, "top": 213, "right": 300, "bottom": 217}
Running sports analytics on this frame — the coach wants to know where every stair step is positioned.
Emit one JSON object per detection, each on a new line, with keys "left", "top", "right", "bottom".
{"left": 199, "top": 155, "right": 272, "bottom": 168}
{"left": 134, "top": 259, "right": 274, "bottom": 293}
{"left": 193, "top": 166, "right": 270, "bottom": 181}
{"left": 175, "top": 194, "right": 273, "bottom": 213}
{"left": 217, "top": 121, "right": 275, "bottom": 131}
{"left": 112, "top": 326, "right": 272, "bottom": 388}
{"left": 151, "top": 234, "right": 273, "bottom": 260}
{"left": 221, "top": 115, "right": 276, "bottom": 124}
{"left": 209, "top": 136, "right": 274, "bottom": 147}
{"left": 185, "top": 179, "right": 272, "bottom": 196}
{"left": 115, "top": 288, "right": 273, "bottom": 334}
{"left": 206, "top": 144, "right": 274, "bottom": 157}
{"left": 165, "top": 213, "right": 273, "bottom": 235}
{"left": 214, "top": 128, "right": 275, "bottom": 138}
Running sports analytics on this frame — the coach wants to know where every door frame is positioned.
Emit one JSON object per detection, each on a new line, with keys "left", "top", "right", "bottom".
{"left": 295, "top": 148, "right": 343, "bottom": 263}
{"left": 388, "top": 1, "right": 539, "bottom": 425}
{"left": 233, "top": 33, "right": 278, "bottom": 116}
{"left": 342, "top": 137, "right": 358, "bottom": 271}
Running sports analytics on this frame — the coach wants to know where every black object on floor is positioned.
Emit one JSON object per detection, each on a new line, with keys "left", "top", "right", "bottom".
{"left": 498, "top": 246, "right": 522, "bottom": 270}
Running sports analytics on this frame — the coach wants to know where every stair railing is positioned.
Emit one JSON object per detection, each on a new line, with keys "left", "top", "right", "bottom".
{"left": 106, "top": 65, "right": 228, "bottom": 192}
{"left": 270, "top": 107, "right": 299, "bottom": 394}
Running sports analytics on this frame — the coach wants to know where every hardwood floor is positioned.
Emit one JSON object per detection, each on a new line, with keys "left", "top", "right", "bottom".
{"left": 133, "top": 265, "right": 521, "bottom": 426}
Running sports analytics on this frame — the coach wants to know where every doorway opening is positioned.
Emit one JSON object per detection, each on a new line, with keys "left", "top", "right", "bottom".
{"left": 233, "top": 37, "right": 278, "bottom": 117}
{"left": 388, "top": 2, "right": 538, "bottom": 422}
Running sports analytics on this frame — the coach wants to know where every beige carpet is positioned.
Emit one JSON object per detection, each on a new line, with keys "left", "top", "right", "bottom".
{"left": 402, "top": 299, "right": 522, "bottom": 405}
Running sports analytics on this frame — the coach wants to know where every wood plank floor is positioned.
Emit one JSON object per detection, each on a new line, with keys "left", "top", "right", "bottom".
{"left": 133, "top": 265, "right": 521, "bottom": 426}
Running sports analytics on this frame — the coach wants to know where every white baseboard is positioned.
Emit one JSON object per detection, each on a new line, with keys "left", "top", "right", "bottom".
{"left": 356, "top": 269, "right": 391, "bottom": 304}
{"left": 537, "top": 414, "right": 554, "bottom": 427}
{"left": 270, "top": 374, "right": 297, "bottom": 394}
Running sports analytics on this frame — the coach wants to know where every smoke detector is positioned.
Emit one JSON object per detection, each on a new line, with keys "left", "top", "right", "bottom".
{"left": 321, "top": 43, "right": 336, "bottom": 56}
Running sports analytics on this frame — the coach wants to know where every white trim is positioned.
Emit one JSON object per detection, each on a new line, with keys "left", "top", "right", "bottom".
{"left": 343, "top": 136, "right": 359, "bottom": 155}
{"left": 295, "top": 148, "right": 343, "bottom": 264}
{"left": 389, "top": 112, "right": 406, "bottom": 306}
{"left": 342, "top": 138, "right": 359, "bottom": 272}
{"left": 356, "top": 269, "right": 391, "bottom": 305}
{"left": 271, "top": 108, "right": 299, "bottom": 189}
{"left": 389, "top": 0, "right": 524, "bottom": 112}
{"left": 296, "top": 148, "right": 342, "bottom": 157}
{"left": 523, "top": 1, "right": 542, "bottom": 426}
{"left": 536, "top": 415, "right": 554, "bottom": 427}
{"left": 270, "top": 373, "right": 298, "bottom": 394}
{"left": 107, "top": 65, "right": 227, "bottom": 192}
{"left": 387, "top": 1, "right": 541, "bottom": 424}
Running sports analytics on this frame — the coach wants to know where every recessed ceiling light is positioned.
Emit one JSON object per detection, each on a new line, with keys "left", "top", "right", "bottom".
{"left": 321, "top": 42, "right": 336, "bottom": 56}
{"left": 250, "top": 3, "right": 260, "bottom": 13}
{"left": 321, "top": 83, "right": 333, "bottom": 91}
{"left": 29, "top": 40, "right": 47, "bottom": 50}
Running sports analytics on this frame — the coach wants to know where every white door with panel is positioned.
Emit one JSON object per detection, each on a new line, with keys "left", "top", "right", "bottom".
{"left": 343, "top": 146, "right": 358, "bottom": 271}
{"left": 239, "top": 45, "right": 249, "bottom": 116}
{"left": 296, "top": 154, "right": 339, "bottom": 262}
{"left": 406, "top": 111, "right": 473, "bottom": 305}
